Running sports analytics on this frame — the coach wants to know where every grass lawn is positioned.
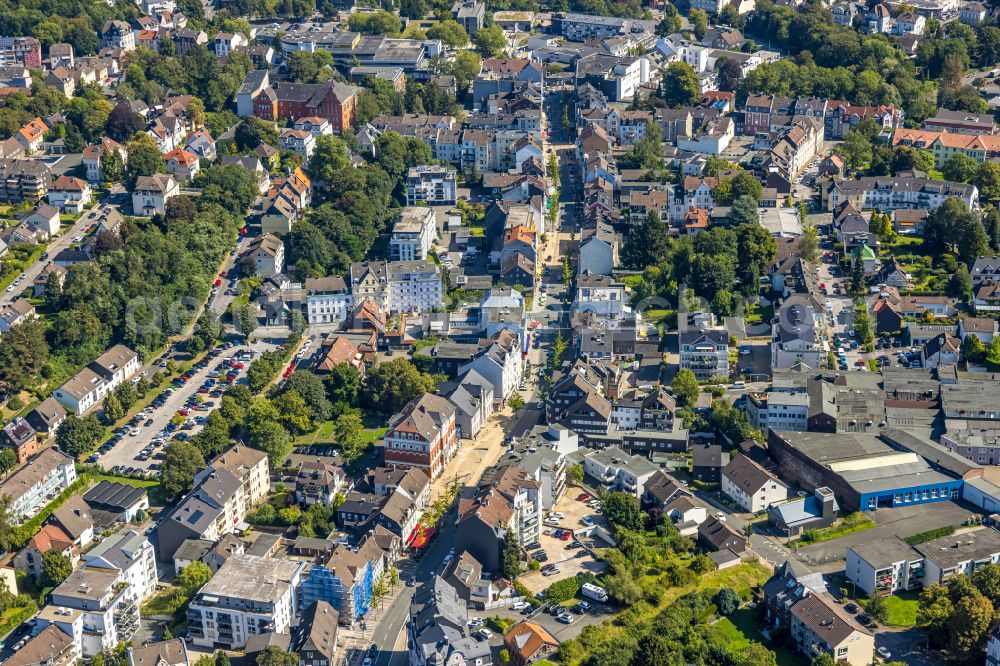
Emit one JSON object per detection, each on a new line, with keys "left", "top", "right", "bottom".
{"left": 93, "top": 474, "right": 160, "bottom": 488}
{"left": 714, "top": 618, "right": 751, "bottom": 650}
{"left": 728, "top": 608, "right": 810, "bottom": 666}
{"left": 141, "top": 586, "right": 189, "bottom": 617}
{"left": 883, "top": 591, "right": 920, "bottom": 627}
{"left": 293, "top": 420, "right": 386, "bottom": 446}
{"left": 746, "top": 303, "right": 775, "bottom": 325}
{"left": 798, "top": 512, "right": 875, "bottom": 545}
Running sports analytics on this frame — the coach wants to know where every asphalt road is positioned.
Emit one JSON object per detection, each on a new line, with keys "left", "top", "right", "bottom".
{"left": 0, "top": 202, "right": 113, "bottom": 306}
{"left": 370, "top": 518, "right": 459, "bottom": 666}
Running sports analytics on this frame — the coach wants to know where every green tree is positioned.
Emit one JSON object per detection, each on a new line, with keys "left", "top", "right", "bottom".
{"left": 660, "top": 61, "right": 700, "bottom": 107}
{"left": 125, "top": 133, "right": 166, "bottom": 190}
{"left": 427, "top": 20, "right": 469, "bottom": 47}
{"left": 972, "top": 564, "right": 1000, "bottom": 607}
{"left": 235, "top": 303, "right": 258, "bottom": 337}
{"left": 325, "top": 363, "right": 361, "bottom": 408}
{"left": 836, "top": 127, "right": 873, "bottom": 171}
{"left": 502, "top": 530, "right": 520, "bottom": 578}
{"left": 178, "top": 561, "right": 212, "bottom": 595}
{"left": 730, "top": 195, "right": 760, "bottom": 227}
{"left": 474, "top": 25, "right": 507, "bottom": 57}
{"left": 235, "top": 116, "right": 279, "bottom": 152}
{"left": 963, "top": 331, "right": 987, "bottom": 363}
{"left": 810, "top": 655, "right": 835, "bottom": 666}
{"left": 986, "top": 336, "right": 1000, "bottom": 371}
{"left": 715, "top": 587, "right": 740, "bottom": 616}
{"left": 798, "top": 225, "right": 820, "bottom": 263}
{"left": 272, "top": 390, "right": 313, "bottom": 435}
{"left": 621, "top": 212, "right": 668, "bottom": 269}
{"left": 101, "top": 149, "right": 125, "bottom": 183}
{"left": 689, "top": 9, "right": 709, "bottom": 39}
{"left": 334, "top": 412, "right": 369, "bottom": 464}
{"left": 102, "top": 392, "right": 125, "bottom": 424}
{"left": 601, "top": 492, "right": 643, "bottom": 531}
{"left": 865, "top": 593, "right": 889, "bottom": 624}
{"left": 942, "top": 153, "right": 979, "bottom": 182}
{"left": 255, "top": 647, "right": 298, "bottom": 666}
{"left": 959, "top": 216, "right": 990, "bottom": 266}
{"left": 671, "top": 369, "right": 699, "bottom": 407}
{"left": 163, "top": 440, "right": 206, "bottom": 502}
{"left": 443, "top": 50, "right": 483, "bottom": 91}
{"left": 508, "top": 392, "right": 524, "bottom": 410}
{"left": 850, "top": 253, "right": 867, "bottom": 296}
{"left": 948, "top": 589, "right": 994, "bottom": 658}
{"left": 917, "top": 584, "right": 954, "bottom": 646}
{"left": 56, "top": 414, "right": 104, "bottom": 457}
{"left": 567, "top": 463, "right": 583, "bottom": 485}
{"left": 978, "top": 160, "right": 1000, "bottom": 201}
{"left": 0, "top": 449, "right": 16, "bottom": 474}
{"left": 41, "top": 549, "right": 73, "bottom": 585}
{"left": 361, "top": 357, "right": 439, "bottom": 413}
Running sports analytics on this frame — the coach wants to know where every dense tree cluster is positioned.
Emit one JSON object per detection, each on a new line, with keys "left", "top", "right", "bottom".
{"left": 623, "top": 216, "right": 777, "bottom": 318}
{"left": 918, "top": 567, "right": 1000, "bottom": 659}
{"left": 118, "top": 46, "right": 252, "bottom": 112}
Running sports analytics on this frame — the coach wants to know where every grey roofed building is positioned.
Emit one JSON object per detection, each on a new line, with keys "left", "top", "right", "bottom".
{"left": 913, "top": 526, "right": 1000, "bottom": 571}
{"left": 26, "top": 396, "right": 67, "bottom": 434}
{"left": 50, "top": 495, "right": 93, "bottom": 544}
{"left": 408, "top": 576, "right": 491, "bottom": 665}
{"left": 761, "top": 558, "right": 825, "bottom": 630}
{"left": 6, "top": 624, "right": 76, "bottom": 666}
{"left": 174, "top": 538, "right": 214, "bottom": 565}
{"left": 293, "top": 600, "right": 338, "bottom": 665}
{"left": 768, "top": 487, "right": 838, "bottom": 537}
{"left": 126, "top": 639, "right": 188, "bottom": 666}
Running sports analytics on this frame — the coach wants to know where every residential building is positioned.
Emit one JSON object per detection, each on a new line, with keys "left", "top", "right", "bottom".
{"left": 279, "top": 129, "right": 316, "bottom": 159}
{"left": 762, "top": 559, "right": 826, "bottom": 630}
{"left": 163, "top": 148, "right": 200, "bottom": 182}
{"left": 923, "top": 109, "right": 996, "bottom": 134}
{"left": 679, "top": 328, "right": 729, "bottom": 380}
{"left": 298, "top": 532, "right": 391, "bottom": 625}
{"left": 84, "top": 529, "right": 157, "bottom": 603}
{"left": 504, "top": 621, "right": 559, "bottom": 666}
{"left": 3, "top": 416, "right": 38, "bottom": 463}
{"left": 131, "top": 173, "right": 179, "bottom": 217}
{"left": 50, "top": 568, "right": 140, "bottom": 656}
{"left": 0, "top": 36, "right": 42, "bottom": 68}
{"left": 789, "top": 594, "right": 874, "bottom": 666}
{"left": 16, "top": 117, "right": 48, "bottom": 153}
{"left": 295, "top": 460, "right": 346, "bottom": 506}
{"left": 390, "top": 208, "right": 437, "bottom": 262}
{"left": 846, "top": 536, "right": 925, "bottom": 596}
{"left": 246, "top": 234, "right": 284, "bottom": 277}
{"left": 387, "top": 260, "right": 443, "bottom": 314}
{"left": 48, "top": 175, "right": 91, "bottom": 213}
{"left": 582, "top": 446, "right": 658, "bottom": 499}
{"left": 455, "top": 465, "right": 542, "bottom": 571}
{"left": 447, "top": 368, "right": 495, "bottom": 440}
{"left": 101, "top": 20, "right": 135, "bottom": 50}
{"left": 458, "top": 329, "right": 523, "bottom": 404}
{"left": 0, "top": 448, "right": 77, "bottom": 523}
{"left": 156, "top": 446, "right": 269, "bottom": 561}
{"left": 383, "top": 393, "right": 458, "bottom": 479}
{"left": 452, "top": 0, "right": 485, "bottom": 35}
{"left": 6, "top": 624, "right": 78, "bottom": 666}
{"left": 823, "top": 176, "right": 978, "bottom": 212}
{"left": 304, "top": 276, "right": 352, "bottom": 327}
{"left": 82, "top": 138, "right": 127, "bottom": 183}
{"left": 126, "top": 639, "right": 188, "bottom": 666}
{"left": 408, "top": 577, "right": 488, "bottom": 666}
{"left": 53, "top": 344, "right": 140, "bottom": 415}
{"left": 405, "top": 165, "right": 457, "bottom": 205}
{"left": 0, "top": 159, "right": 49, "bottom": 203}
{"left": 293, "top": 601, "right": 338, "bottom": 666}
{"left": 187, "top": 555, "right": 306, "bottom": 649}
{"left": 721, "top": 455, "right": 789, "bottom": 513}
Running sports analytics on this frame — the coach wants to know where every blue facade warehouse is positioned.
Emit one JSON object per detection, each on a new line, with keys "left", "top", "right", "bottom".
{"left": 767, "top": 428, "right": 975, "bottom": 512}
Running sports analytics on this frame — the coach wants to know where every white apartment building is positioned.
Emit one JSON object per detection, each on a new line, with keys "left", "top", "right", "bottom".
{"left": 131, "top": 173, "right": 179, "bottom": 217}
{"left": 50, "top": 568, "right": 140, "bottom": 656}
{"left": 387, "top": 260, "right": 443, "bottom": 314}
{"left": 304, "top": 276, "right": 353, "bottom": 326}
{"left": 679, "top": 328, "right": 729, "bottom": 380}
{"left": 458, "top": 328, "right": 522, "bottom": 403}
{"left": 0, "top": 447, "right": 77, "bottom": 523}
{"left": 825, "top": 177, "right": 978, "bottom": 212}
{"left": 747, "top": 391, "right": 810, "bottom": 431}
{"left": 389, "top": 207, "right": 437, "bottom": 262}
{"left": 574, "top": 271, "right": 628, "bottom": 326}
{"left": 84, "top": 529, "right": 158, "bottom": 603}
{"left": 53, "top": 344, "right": 140, "bottom": 414}
{"left": 405, "top": 165, "right": 457, "bottom": 205}
{"left": 582, "top": 446, "right": 658, "bottom": 499}
{"left": 846, "top": 537, "right": 924, "bottom": 596}
{"left": 187, "top": 555, "right": 305, "bottom": 649}
{"left": 722, "top": 455, "right": 788, "bottom": 513}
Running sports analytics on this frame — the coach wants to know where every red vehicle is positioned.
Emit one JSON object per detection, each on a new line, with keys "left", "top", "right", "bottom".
{"left": 819, "top": 283, "right": 826, "bottom": 291}
{"left": 576, "top": 492, "right": 591, "bottom": 501}
{"left": 214, "top": 279, "right": 222, "bottom": 286}
{"left": 177, "top": 409, "right": 189, "bottom": 416}
{"left": 219, "top": 271, "right": 227, "bottom": 278}
{"left": 197, "top": 388, "right": 209, "bottom": 394}
{"left": 233, "top": 363, "right": 245, "bottom": 370}
{"left": 559, "top": 531, "right": 571, "bottom": 541}
{"left": 226, "top": 374, "right": 236, "bottom": 382}
{"left": 283, "top": 363, "right": 295, "bottom": 378}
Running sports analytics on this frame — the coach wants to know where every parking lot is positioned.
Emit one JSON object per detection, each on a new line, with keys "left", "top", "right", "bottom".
{"left": 518, "top": 488, "right": 609, "bottom": 595}
{"left": 96, "top": 340, "right": 279, "bottom": 474}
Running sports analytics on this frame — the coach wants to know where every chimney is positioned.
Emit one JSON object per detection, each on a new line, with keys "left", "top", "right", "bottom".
{"left": 816, "top": 487, "right": 835, "bottom": 520}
